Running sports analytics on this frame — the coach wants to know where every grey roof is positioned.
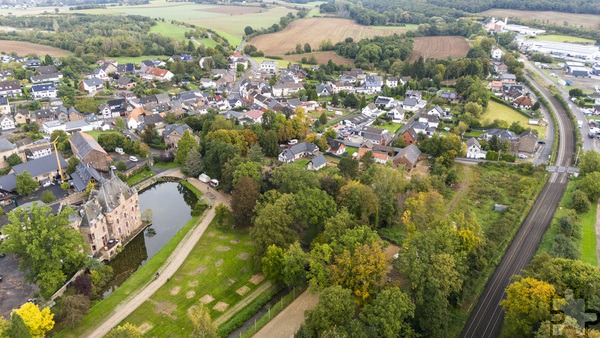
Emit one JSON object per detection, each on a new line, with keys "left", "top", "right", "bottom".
{"left": 0, "top": 96, "right": 8, "bottom": 105}
{"left": 71, "top": 162, "right": 103, "bottom": 192}
{"left": 0, "top": 138, "right": 16, "bottom": 152}
{"left": 487, "top": 128, "right": 517, "bottom": 140}
{"left": 116, "top": 76, "right": 132, "bottom": 85}
{"left": 65, "top": 119, "right": 91, "bottom": 131}
{"left": 394, "top": 144, "right": 421, "bottom": 164}
{"left": 31, "top": 83, "right": 56, "bottom": 92}
{"left": 83, "top": 78, "right": 103, "bottom": 87}
{"left": 279, "top": 142, "right": 318, "bottom": 161}
{"left": 144, "top": 113, "right": 164, "bottom": 125}
{"left": 0, "top": 173, "right": 16, "bottom": 191}
{"left": 327, "top": 138, "right": 344, "bottom": 152}
{"left": 403, "top": 97, "right": 419, "bottom": 107}
{"left": 164, "top": 124, "right": 192, "bottom": 138}
{"left": 309, "top": 154, "right": 327, "bottom": 168}
{"left": 94, "top": 174, "right": 136, "bottom": 213}
{"left": 466, "top": 138, "right": 481, "bottom": 148}
{"left": 69, "top": 132, "right": 107, "bottom": 159}
{"left": 12, "top": 152, "right": 67, "bottom": 178}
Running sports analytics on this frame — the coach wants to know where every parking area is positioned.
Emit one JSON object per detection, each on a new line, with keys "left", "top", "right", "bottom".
{"left": 0, "top": 254, "right": 38, "bottom": 318}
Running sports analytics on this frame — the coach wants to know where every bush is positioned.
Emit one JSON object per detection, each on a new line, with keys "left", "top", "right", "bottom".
{"left": 551, "top": 233, "right": 580, "bottom": 259}
{"left": 191, "top": 199, "right": 208, "bottom": 216}
{"left": 571, "top": 190, "right": 591, "bottom": 214}
{"left": 40, "top": 190, "right": 57, "bottom": 204}
{"left": 115, "top": 161, "right": 127, "bottom": 171}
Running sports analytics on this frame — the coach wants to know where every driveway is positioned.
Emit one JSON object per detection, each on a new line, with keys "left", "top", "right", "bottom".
{"left": 0, "top": 254, "right": 38, "bottom": 318}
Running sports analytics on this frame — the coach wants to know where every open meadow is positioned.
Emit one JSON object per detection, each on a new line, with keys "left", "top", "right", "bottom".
{"left": 149, "top": 21, "right": 191, "bottom": 42}
{"left": 530, "top": 34, "right": 595, "bottom": 44}
{"left": 481, "top": 101, "right": 547, "bottom": 139}
{"left": 0, "top": 40, "right": 71, "bottom": 57}
{"left": 409, "top": 36, "right": 470, "bottom": 61}
{"left": 481, "top": 9, "right": 600, "bottom": 29}
{"left": 250, "top": 18, "right": 417, "bottom": 57}
{"left": 282, "top": 51, "right": 354, "bottom": 65}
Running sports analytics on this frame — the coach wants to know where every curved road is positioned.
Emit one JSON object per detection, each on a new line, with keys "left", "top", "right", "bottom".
{"left": 86, "top": 178, "right": 231, "bottom": 338}
{"left": 462, "top": 73, "right": 575, "bottom": 337}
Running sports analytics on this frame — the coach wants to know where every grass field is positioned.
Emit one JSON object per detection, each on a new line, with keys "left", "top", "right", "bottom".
{"left": 121, "top": 217, "right": 268, "bottom": 336}
{"left": 149, "top": 22, "right": 191, "bottom": 42}
{"left": 196, "top": 37, "right": 218, "bottom": 48}
{"left": 0, "top": 40, "right": 71, "bottom": 57}
{"left": 481, "top": 101, "right": 547, "bottom": 139}
{"left": 112, "top": 55, "right": 169, "bottom": 64}
{"left": 409, "top": 36, "right": 470, "bottom": 61}
{"left": 530, "top": 34, "right": 595, "bottom": 44}
{"left": 374, "top": 122, "right": 403, "bottom": 133}
{"left": 250, "top": 18, "right": 417, "bottom": 57}
{"left": 127, "top": 168, "right": 155, "bottom": 186}
{"left": 84, "top": 130, "right": 118, "bottom": 141}
{"left": 481, "top": 9, "right": 600, "bottom": 29}
{"left": 57, "top": 182, "right": 204, "bottom": 337}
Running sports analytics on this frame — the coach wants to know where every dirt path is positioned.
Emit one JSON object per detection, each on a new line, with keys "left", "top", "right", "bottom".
{"left": 87, "top": 178, "right": 230, "bottom": 338}
{"left": 447, "top": 165, "right": 473, "bottom": 213}
{"left": 595, "top": 199, "right": 600, "bottom": 266}
{"left": 214, "top": 282, "right": 273, "bottom": 326}
{"left": 253, "top": 291, "right": 319, "bottom": 338}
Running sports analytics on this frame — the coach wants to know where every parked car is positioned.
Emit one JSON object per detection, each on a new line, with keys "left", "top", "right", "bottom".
{"left": 518, "top": 154, "right": 528, "bottom": 159}
{"left": 129, "top": 156, "right": 139, "bottom": 162}
{"left": 109, "top": 165, "right": 117, "bottom": 171}
{"left": 42, "top": 180, "right": 52, "bottom": 187}
{"left": 0, "top": 253, "right": 5, "bottom": 258}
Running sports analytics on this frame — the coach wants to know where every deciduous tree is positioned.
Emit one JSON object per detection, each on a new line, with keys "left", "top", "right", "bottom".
{"left": 231, "top": 177, "right": 260, "bottom": 228}
{"left": 105, "top": 323, "right": 141, "bottom": 338}
{"left": 359, "top": 287, "right": 415, "bottom": 337}
{"left": 61, "top": 294, "right": 90, "bottom": 328}
{"left": 174, "top": 130, "right": 198, "bottom": 164}
{"left": 15, "top": 172, "right": 39, "bottom": 196}
{"left": 301, "top": 286, "right": 355, "bottom": 336}
{"left": 12, "top": 302, "right": 54, "bottom": 338}
{"left": 188, "top": 304, "right": 217, "bottom": 338}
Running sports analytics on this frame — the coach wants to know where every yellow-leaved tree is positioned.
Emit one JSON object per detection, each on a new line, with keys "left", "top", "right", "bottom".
{"left": 12, "top": 302, "right": 54, "bottom": 338}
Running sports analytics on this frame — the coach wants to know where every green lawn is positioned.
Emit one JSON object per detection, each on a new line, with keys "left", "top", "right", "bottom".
{"left": 291, "top": 159, "right": 311, "bottom": 168}
{"left": 121, "top": 216, "right": 268, "bottom": 336}
{"left": 196, "top": 37, "right": 218, "bottom": 48}
{"left": 345, "top": 146, "right": 358, "bottom": 156}
{"left": 374, "top": 122, "right": 403, "bottom": 134}
{"left": 84, "top": 130, "right": 119, "bottom": 141}
{"left": 149, "top": 22, "right": 191, "bottom": 42}
{"left": 56, "top": 181, "right": 203, "bottom": 337}
{"left": 127, "top": 168, "right": 155, "bottom": 186}
{"left": 481, "top": 101, "right": 547, "bottom": 139}
{"left": 464, "top": 130, "right": 484, "bottom": 137}
{"left": 112, "top": 55, "right": 169, "bottom": 64}
{"left": 531, "top": 34, "right": 595, "bottom": 44}
{"left": 153, "top": 162, "right": 180, "bottom": 170}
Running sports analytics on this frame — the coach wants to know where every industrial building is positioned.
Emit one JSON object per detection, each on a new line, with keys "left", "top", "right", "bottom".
{"left": 518, "top": 38, "right": 600, "bottom": 62}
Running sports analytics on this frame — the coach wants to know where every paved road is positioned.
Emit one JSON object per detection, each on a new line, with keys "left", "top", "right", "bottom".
{"left": 462, "top": 70, "right": 576, "bottom": 337}
{"left": 87, "top": 178, "right": 230, "bottom": 338}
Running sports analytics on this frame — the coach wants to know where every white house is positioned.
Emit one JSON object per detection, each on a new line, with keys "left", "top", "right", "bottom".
{"left": 260, "top": 60, "right": 278, "bottom": 73}
{"left": 42, "top": 120, "right": 66, "bottom": 134}
{"left": 0, "top": 96, "right": 9, "bottom": 115}
{"left": 386, "top": 107, "right": 405, "bottom": 123}
{"left": 30, "top": 83, "right": 57, "bottom": 100}
{"left": 80, "top": 78, "right": 104, "bottom": 94}
{"left": 385, "top": 77, "right": 399, "bottom": 88}
{"left": 272, "top": 82, "right": 303, "bottom": 97}
{"left": 466, "top": 138, "right": 487, "bottom": 159}
{"left": 0, "top": 115, "right": 15, "bottom": 130}
{"left": 362, "top": 103, "right": 379, "bottom": 117}
{"left": 491, "top": 47, "right": 504, "bottom": 60}
{"left": 427, "top": 105, "right": 445, "bottom": 117}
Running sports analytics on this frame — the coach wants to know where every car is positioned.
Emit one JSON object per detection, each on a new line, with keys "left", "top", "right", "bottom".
{"left": 129, "top": 156, "right": 138, "bottom": 162}
{"left": 518, "top": 154, "right": 528, "bottom": 159}
{"left": 0, "top": 253, "right": 5, "bottom": 258}
{"left": 27, "top": 298, "right": 38, "bottom": 304}
{"left": 42, "top": 180, "right": 52, "bottom": 187}
{"left": 109, "top": 165, "right": 117, "bottom": 171}
{"left": 537, "top": 141, "right": 546, "bottom": 145}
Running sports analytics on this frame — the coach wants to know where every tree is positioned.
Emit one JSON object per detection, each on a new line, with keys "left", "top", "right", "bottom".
{"left": 578, "top": 151, "right": 600, "bottom": 176}
{"left": 61, "top": 294, "right": 90, "bottom": 328}
{"left": 244, "top": 26, "right": 254, "bottom": 35}
{"left": 318, "top": 112, "right": 328, "bottom": 125}
{"left": 337, "top": 181, "right": 379, "bottom": 225}
{"left": 74, "top": 97, "right": 97, "bottom": 113}
{"left": 105, "top": 323, "right": 141, "bottom": 338}
{"left": 500, "top": 277, "right": 562, "bottom": 337}
{"left": 259, "top": 130, "right": 279, "bottom": 157}
{"left": 6, "top": 153, "right": 22, "bottom": 167}
{"left": 40, "top": 190, "right": 56, "bottom": 204}
{"left": 571, "top": 189, "right": 591, "bottom": 214}
{"left": 302, "top": 286, "right": 355, "bottom": 336}
{"left": 250, "top": 194, "right": 296, "bottom": 258}
{"left": 359, "top": 150, "right": 374, "bottom": 170}
{"left": 12, "top": 302, "right": 54, "bottom": 338}
{"left": 188, "top": 304, "right": 217, "bottom": 338}
{"left": 8, "top": 313, "right": 31, "bottom": 338}
{"left": 294, "top": 188, "right": 336, "bottom": 241}
{"left": 283, "top": 242, "right": 308, "bottom": 287}
{"left": 0, "top": 316, "right": 10, "bottom": 337}
{"left": 214, "top": 203, "right": 230, "bottom": 229}
{"left": 175, "top": 130, "right": 198, "bottom": 164}
{"left": 578, "top": 172, "right": 600, "bottom": 200}
{"left": 0, "top": 204, "right": 87, "bottom": 297}
{"left": 262, "top": 244, "right": 285, "bottom": 283}
{"left": 359, "top": 287, "right": 415, "bottom": 337}
{"left": 270, "top": 165, "right": 319, "bottom": 194}
{"left": 569, "top": 88, "right": 584, "bottom": 98}
{"left": 15, "top": 171, "right": 39, "bottom": 196}
{"left": 67, "top": 156, "right": 80, "bottom": 175}
{"left": 304, "top": 43, "right": 312, "bottom": 53}
{"left": 114, "top": 117, "right": 126, "bottom": 132}
{"left": 183, "top": 148, "right": 202, "bottom": 177}
{"left": 338, "top": 157, "right": 359, "bottom": 179}
{"left": 532, "top": 101, "right": 541, "bottom": 111}
{"left": 231, "top": 177, "right": 260, "bottom": 228}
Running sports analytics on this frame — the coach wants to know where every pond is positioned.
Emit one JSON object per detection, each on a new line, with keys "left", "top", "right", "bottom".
{"left": 103, "top": 181, "right": 197, "bottom": 296}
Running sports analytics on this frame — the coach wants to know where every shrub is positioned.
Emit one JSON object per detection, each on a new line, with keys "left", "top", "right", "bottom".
{"left": 40, "top": 190, "right": 57, "bottom": 204}
{"left": 571, "top": 189, "right": 591, "bottom": 214}
{"left": 115, "top": 161, "right": 127, "bottom": 171}
{"left": 191, "top": 199, "right": 208, "bottom": 216}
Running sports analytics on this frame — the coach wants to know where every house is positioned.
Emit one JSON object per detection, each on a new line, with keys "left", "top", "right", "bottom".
{"left": 501, "top": 73, "right": 517, "bottom": 85}
{"left": 30, "top": 83, "right": 57, "bottom": 100}
{"left": 69, "top": 131, "right": 112, "bottom": 172}
{"left": 386, "top": 107, "right": 405, "bottom": 123}
{"left": 144, "top": 113, "right": 165, "bottom": 128}
{"left": 518, "top": 130, "right": 538, "bottom": 154}
{"left": 491, "top": 47, "right": 504, "bottom": 60}
{"left": 92, "top": 68, "right": 109, "bottom": 81}
{"left": 272, "top": 82, "right": 303, "bottom": 97}
{"left": 418, "top": 115, "right": 440, "bottom": 129}
{"left": 513, "top": 95, "right": 533, "bottom": 109}
{"left": 360, "top": 126, "right": 392, "bottom": 145}
{"left": 0, "top": 70, "right": 14, "bottom": 81}
{"left": 364, "top": 75, "right": 383, "bottom": 93}
{"left": 0, "top": 80, "right": 22, "bottom": 97}
{"left": 30, "top": 72, "right": 63, "bottom": 84}
{"left": 22, "top": 139, "right": 52, "bottom": 160}
{"left": 374, "top": 96, "right": 395, "bottom": 109}
{"left": 41, "top": 120, "right": 65, "bottom": 134}
{"left": 144, "top": 67, "right": 174, "bottom": 82}
{"left": 33, "top": 108, "right": 57, "bottom": 123}
{"left": 0, "top": 115, "right": 15, "bottom": 130}
{"left": 164, "top": 124, "right": 198, "bottom": 148}
{"left": 116, "top": 76, "right": 136, "bottom": 90}
{"left": 402, "top": 127, "right": 419, "bottom": 145}
{"left": 127, "top": 107, "right": 146, "bottom": 130}
{"left": 65, "top": 119, "right": 94, "bottom": 133}
{"left": 427, "top": 105, "right": 445, "bottom": 117}
{"left": 0, "top": 138, "right": 17, "bottom": 169}
{"left": 200, "top": 78, "right": 216, "bottom": 88}
{"left": 393, "top": 144, "right": 421, "bottom": 170}
{"left": 483, "top": 128, "right": 517, "bottom": 141}
{"left": 260, "top": 60, "right": 278, "bottom": 73}
{"left": 14, "top": 110, "right": 28, "bottom": 124}
{"left": 80, "top": 78, "right": 104, "bottom": 94}
{"left": 316, "top": 83, "right": 333, "bottom": 97}
{"left": 70, "top": 162, "right": 103, "bottom": 192}
{"left": 11, "top": 152, "right": 68, "bottom": 183}
{"left": 307, "top": 154, "right": 327, "bottom": 171}
{"left": 362, "top": 103, "right": 379, "bottom": 117}
{"left": 357, "top": 146, "right": 389, "bottom": 164}
{"left": 245, "top": 109, "right": 264, "bottom": 124}
{"left": 0, "top": 96, "right": 9, "bottom": 115}
{"left": 402, "top": 97, "right": 426, "bottom": 112}
{"left": 77, "top": 175, "right": 142, "bottom": 260}
{"left": 116, "top": 63, "right": 135, "bottom": 74}
{"left": 326, "top": 138, "right": 346, "bottom": 155}
{"left": 36, "top": 65, "right": 57, "bottom": 75}
{"left": 466, "top": 138, "right": 486, "bottom": 159}
{"left": 169, "top": 54, "right": 194, "bottom": 63}
{"left": 139, "top": 60, "right": 155, "bottom": 73}
{"left": 386, "top": 76, "right": 399, "bottom": 88}
{"left": 278, "top": 142, "right": 319, "bottom": 163}
{"left": 228, "top": 53, "right": 248, "bottom": 70}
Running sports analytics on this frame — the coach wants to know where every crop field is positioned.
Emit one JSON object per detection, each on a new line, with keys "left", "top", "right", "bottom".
{"left": 530, "top": 34, "right": 595, "bottom": 44}
{"left": 409, "top": 36, "right": 470, "bottom": 61}
{"left": 0, "top": 40, "right": 71, "bottom": 57}
{"left": 481, "top": 101, "right": 546, "bottom": 138}
{"left": 282, "top": 51, "right": 354, "bottom": 65}
{"left": 250, "top": 18, "right": 417, "bottom": 57}
{"left": 481, "top": 9, "right": 600, "bottom": 29}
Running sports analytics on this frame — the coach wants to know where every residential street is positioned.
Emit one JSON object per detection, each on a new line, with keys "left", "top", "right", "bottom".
{"left": 86, "top": 177, "right": 230, "bottom": 338}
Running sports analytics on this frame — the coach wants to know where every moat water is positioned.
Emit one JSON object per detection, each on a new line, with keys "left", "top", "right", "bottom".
{"left": 103, "top": 181, "right": 197, "bottom": 296}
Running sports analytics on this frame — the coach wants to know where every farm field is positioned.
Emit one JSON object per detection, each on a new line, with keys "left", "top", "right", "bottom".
{"left": 481, "top": 9, "right": 600, "bottom": 29}
{"left": 530, "top": 34, "right": 595, "bottom": 44}
{"left": 78, "top": 0, "right": 294, "bottom": 45}
{"left": 409, "top": 36, "right": 470, "bottom": 61}
{"left": 481, "top": 100, "right": 547, "bottom": 139}
{"left": 0, "top": 40, "right": 71, "bottom": 57}
{"left": 282, "top": 51, "right": 354, "bottom": 65}
{"left": 121, "top": 218, "right": 270, "bottom": 336}
{"left": 149, "top": 22, "right": 191, "bottom": 42}
{"left": 250, "top": 18, "right": 417, "bottom": 57}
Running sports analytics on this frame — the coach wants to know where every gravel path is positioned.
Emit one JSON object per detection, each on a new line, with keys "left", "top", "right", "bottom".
{"left": 86, "top": 178, "right": 230, "bottom": 338}
{"left": 253, "top": 291, "right": 319, "bottom": 338}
